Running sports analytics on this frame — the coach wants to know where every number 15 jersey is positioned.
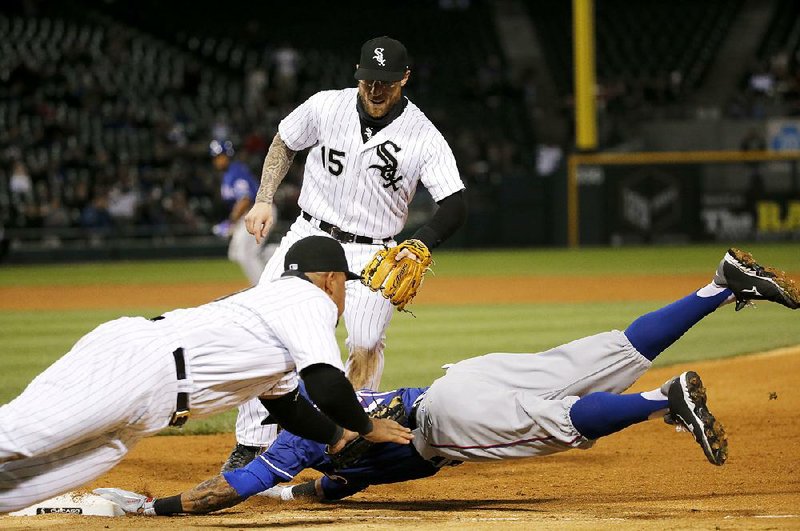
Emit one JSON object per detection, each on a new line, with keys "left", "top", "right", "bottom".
{"left": 278, "top": 88, "right": 465, "bottom": 239}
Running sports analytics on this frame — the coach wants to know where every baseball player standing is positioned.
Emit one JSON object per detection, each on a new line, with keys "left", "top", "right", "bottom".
{"left": 0, "top": 236, "right": 412, "bottom": 513}
{"left": 225, "top": 35, "right": 468, "bottom": 470}
{"left": 95, "top": 248, "right": 800, "bottom": 514}
{"left": 210, "top": 139, "right": 276, "bottom": 285}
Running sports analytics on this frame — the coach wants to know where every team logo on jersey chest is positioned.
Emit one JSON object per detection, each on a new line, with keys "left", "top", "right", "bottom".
{"left": 373, "top": 48, "right": 386, "bottom": 66}
{"left": 369, "top": 140, "right": 403, "bottom": 191}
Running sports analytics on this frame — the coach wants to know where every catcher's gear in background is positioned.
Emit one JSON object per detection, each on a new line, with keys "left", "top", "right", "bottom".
{"left": 328, "top": 396, "right": 408, "bottom": 469}
{"left": 362, "top": 239, "right": 433, "bottom": 311}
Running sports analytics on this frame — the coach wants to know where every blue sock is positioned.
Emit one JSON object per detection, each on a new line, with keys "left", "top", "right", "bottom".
{"left": 569, "top": 392, "right": 668, "bottom": 440}
{"left": 624, "top": 289, "right": 731, "bottom": 361}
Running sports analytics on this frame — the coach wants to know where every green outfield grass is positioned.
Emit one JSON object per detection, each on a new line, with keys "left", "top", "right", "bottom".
{"left": 2, "top": 243, "right": 799, "bottom": 435}
{"left": 2, "top": 242, "right": 799, "bottom": 286}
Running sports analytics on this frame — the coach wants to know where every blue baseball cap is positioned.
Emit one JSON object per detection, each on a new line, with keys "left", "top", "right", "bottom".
{"left": 209, "top": 139, "right": 235, "bottom": 157}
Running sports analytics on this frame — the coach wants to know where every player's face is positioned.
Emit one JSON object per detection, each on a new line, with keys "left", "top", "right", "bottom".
{"left": 357, "top": 70, "right": 410, "bottom": 118}
{"left": 212, "top": 154, "right": 230, "bottom": 171}
{"left": 328, "top": 272, "right": 347, "bottom": 318}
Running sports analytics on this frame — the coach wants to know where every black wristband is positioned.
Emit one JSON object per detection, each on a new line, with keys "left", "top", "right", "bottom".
{"left": 292, "top": 480, "right": 319, "bottom": 499}
{"left": 358, "top": 418, "right": 374, "bottom": 437}
{"left": 412, "top": 226, "right": 440, "bottom": 250}
{"left": 153, "top": 494, "right": 183, "bottom": 515}
{"left": 328, "top": 425, "right": 345, "bottom": 446}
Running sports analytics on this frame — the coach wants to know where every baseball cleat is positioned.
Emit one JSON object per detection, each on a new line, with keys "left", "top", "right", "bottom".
{"left": 666, "top": 371, "right": 728, "bottom": 466}
{"left": 713, "top": 248, "right": 800, "bottom": 311}
{"left": 220, "top": 443, "right": 262, "bottom": 473}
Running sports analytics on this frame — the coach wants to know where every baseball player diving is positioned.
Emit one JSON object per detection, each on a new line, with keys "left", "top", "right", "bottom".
{"left": 210, "top": 139, "right": 275, "bottom": 285}
{"left": 225, "top": 35, "right": 468, "bottom": 470}
{"left": 0, "top": 236, "right": 413, "bottom": 514}
{"left": 94, "top": 248, "right": 799, "bottom": 514}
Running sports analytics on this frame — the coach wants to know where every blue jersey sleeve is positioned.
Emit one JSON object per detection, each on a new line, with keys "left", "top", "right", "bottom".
{"left": 317, "top": 387, "right": 441, "bottom": 501}
{"left": 224, "top": 386, "right": 435, "bottom": 500}
{"left": 222, "top": 430, "right": 327, "bottom": 498}
{"left": 220, "top": 161, "right": 258, "bottom": 204}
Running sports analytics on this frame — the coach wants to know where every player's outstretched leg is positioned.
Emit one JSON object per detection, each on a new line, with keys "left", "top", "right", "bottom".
{"left": 664, "top": 371, "right": 728, "bottom": 466}
{"left": 568, "top": 371, "right": 727, "bottom": 466}
{"left": 714, "top": 248, "right": 800, "bottom": 311}
{"left": 623, "top": 248, "right": 799, "bottom": 363}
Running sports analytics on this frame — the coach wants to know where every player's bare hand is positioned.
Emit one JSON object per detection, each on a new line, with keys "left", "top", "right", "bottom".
{"left": 244, "top": 202, "right": 275, "bottom": 244}
{"left": 328, "top": 428, "right": 359, "bottom": 454}
{"left": 363, "top": 417, "right": 413, "bottom": 444}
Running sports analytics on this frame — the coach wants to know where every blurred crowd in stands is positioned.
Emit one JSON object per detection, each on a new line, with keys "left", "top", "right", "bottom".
{"left": 0, "top": 1, "right": 535, "bottom": 240}
{"left": 3, "top": 0, "right": 800, "bottom": 244}
{"left": 730, "top": 49, "right": 800, "bottom": 119}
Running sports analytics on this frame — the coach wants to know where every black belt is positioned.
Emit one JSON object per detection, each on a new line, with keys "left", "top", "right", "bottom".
{"left": 408, "top": 404, "right": 419, "bottom": 431}
{"left": 301, "top": 211, "right": 391, "bottom": 245}
{"left": 169, "top": 347, "right": 190, "bottom": 427}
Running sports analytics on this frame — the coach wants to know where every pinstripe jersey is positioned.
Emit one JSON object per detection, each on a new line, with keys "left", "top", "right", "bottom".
{"left": 0, "top": 276, "right": 344, "bottom": 513}
{"left": 279, "top": 88, "right": 465, "bottom": 239}
{"left": 157, "top": 275, "right": 344, "bottom": 417}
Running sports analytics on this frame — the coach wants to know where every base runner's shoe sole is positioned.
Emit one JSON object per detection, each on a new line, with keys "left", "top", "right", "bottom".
{"left": 220, "top": 443, "right": 262, "bottom": 473}
{"left": 667, "top": 371, "right": 728, "bottom": 466}
{"left": 714, "top": 248, "right": 800, "bottom": 311}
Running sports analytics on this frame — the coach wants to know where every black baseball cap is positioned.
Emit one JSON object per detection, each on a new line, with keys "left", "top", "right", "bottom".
{"left": 284, "top": 236, "right": 361, "bottom": 280}
{"left": 354, "top": 36, "right": 410, "bottom": 82}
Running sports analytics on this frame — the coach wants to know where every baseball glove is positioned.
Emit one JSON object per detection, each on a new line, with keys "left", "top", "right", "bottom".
{"left": 361, "top": 239, "right": 433, "bottom": 311}
{"left": 327, "top": 396, "right": 407, "bottom": 469}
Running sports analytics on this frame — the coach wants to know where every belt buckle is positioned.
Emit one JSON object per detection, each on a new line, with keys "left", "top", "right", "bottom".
{"left": 170, "top": 409, "right": 190, "bottom": 427}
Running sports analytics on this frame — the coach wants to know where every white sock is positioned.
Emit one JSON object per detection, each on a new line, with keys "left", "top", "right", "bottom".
{"left": 697, "top": 282, "right": 736, "bottom": 306}
{"left": 641, "top": 388, "right": 669, "bottom": 420}
{"left": 641, "top": 388, "right": 668, "bottom": 401}
{"left": 697, "top": 282, "right": 726, "bottom": 297}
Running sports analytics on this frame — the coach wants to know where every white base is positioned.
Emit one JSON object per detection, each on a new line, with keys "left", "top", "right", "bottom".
{"left": 9, "top": 491, "right": 125, "bottom": 517}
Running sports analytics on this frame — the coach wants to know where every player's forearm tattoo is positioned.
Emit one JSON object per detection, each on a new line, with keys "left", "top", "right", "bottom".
{"left": 256, "top": 132, "right": 297, "bottom": 204}
{"left": 180, "top": 475, "right": 243, "bottom": 514}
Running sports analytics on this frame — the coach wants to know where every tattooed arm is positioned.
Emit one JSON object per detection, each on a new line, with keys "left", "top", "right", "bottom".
{"left": 178, "top": 475, "right": 244, "bottom": 514}
{"left": 94, "top": 475, "right": 244, "bottom": 516}
{"left": 244, "top": 132, "right": 297, "bottom": 243}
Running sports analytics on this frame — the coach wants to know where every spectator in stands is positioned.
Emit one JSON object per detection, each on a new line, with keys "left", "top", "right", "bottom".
{"left": 9, "top": 161, "right": 33, "bottom": 205}
{"left": 80, "top": 190, "right": 113, "bottom": 231}
{"left": 272, "top": 42, "right": 300, "bottom": 104}
{"left": 107, "top": 169, "right": 140, "bottom": 227}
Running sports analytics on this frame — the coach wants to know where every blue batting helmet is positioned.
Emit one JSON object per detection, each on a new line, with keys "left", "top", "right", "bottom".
{"left": 209, "top": 139, "right": 235, "bottom": 157}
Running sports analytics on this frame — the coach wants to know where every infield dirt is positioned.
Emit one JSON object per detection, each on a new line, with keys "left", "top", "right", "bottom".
{"left": 2, "top": 275, "right": 799, "bottom": 529}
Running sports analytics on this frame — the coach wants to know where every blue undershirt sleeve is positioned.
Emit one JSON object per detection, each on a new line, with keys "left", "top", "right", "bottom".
{"left": 222, "top": 431, "right": 327, "bottom": 498}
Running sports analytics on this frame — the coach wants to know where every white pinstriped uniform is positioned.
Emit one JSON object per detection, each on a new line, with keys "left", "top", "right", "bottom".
{"left": 0, "top": 277, "right": 342, "bottom": 512}
{"left": 235, "top": 87, "right": 464, "bottom": 445}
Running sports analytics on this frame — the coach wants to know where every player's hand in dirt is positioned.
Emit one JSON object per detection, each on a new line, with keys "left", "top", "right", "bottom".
{"left": 244, "top": 202, "right": 275, "bottom": 244}
{"left": 93, "top": 487, "right": 156, "bottom": 515}
{"left": 363, "top": 417, "right": 413, "bottom": 444}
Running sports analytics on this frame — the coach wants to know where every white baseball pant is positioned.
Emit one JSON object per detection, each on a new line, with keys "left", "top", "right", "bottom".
{"left": 235, "top": 215, "right": 394, "bottom": 446}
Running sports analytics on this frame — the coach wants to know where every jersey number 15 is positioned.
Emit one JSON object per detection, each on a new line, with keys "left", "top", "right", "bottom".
{"left": 321, "top": 146, "right": 346, "bottom": 176}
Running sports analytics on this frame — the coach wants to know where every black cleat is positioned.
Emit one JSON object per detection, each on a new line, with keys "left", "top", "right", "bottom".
{"left": 220, "top": 443, "right": 263, "bottom": 473}
{"left": 714, "top": 248, "right": 800, "bottom": 311}
{"left": 666, "top": 371, "right": 728, "bottom": 466}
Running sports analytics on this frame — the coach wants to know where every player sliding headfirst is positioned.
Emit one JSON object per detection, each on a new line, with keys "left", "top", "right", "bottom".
{"left": 95, "top": 248, "right": 799, "bottom": 514}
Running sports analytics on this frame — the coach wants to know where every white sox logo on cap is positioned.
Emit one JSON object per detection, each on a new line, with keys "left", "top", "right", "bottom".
{"left": 373, "top": 47, "right": 386, "bottom": 66}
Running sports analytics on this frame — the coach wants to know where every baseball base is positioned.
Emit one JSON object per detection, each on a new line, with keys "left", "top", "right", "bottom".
{"left": 9, "top": 491, "right": 125, "bottom": 517}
